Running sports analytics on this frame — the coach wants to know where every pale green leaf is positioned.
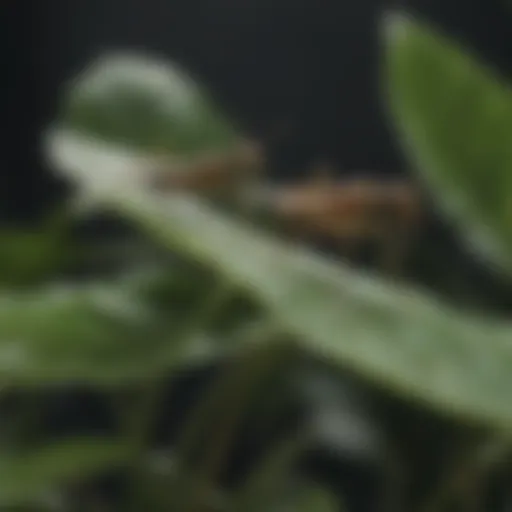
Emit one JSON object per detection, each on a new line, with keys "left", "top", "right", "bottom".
{"left": 104, "top": 189, "right": 512, "bottom": 433}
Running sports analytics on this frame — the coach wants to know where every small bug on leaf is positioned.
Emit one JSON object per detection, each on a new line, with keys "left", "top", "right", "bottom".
{"left": 267, "top": 167, "right": 424, "bottom": 273}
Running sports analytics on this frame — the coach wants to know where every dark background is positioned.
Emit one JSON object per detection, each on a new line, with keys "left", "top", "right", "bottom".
{"left": 3, "top": 0, "right": 512, "bottom": 224}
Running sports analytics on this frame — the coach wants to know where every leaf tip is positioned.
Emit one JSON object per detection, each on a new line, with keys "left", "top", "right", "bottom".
{"left": 382, "top": 10, "right": 415, "bottom": 47}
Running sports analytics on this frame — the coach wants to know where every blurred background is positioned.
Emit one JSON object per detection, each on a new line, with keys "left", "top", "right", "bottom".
{"left": 3, "top": 1, "right": 512, "bottom": 511}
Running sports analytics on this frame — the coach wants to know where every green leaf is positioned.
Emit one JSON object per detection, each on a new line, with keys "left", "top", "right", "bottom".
{"left": 0, "top": 214, "right": 74, "bottom": 287}
{"left": 0, "top": 439, "right": 129, "bottom": 505}
{"left": 383, "top": 13, "right": 512, "bottom": 273}
{"left": 0, "top": 270, "right": 222, "bottom": 385}
{"left": 103, "top": 189, "right": 512, "bottom": 433}
{"left": 56, "top": 54, "right": 240, "bottom": 156}
{"left": 0, "top": 231, "right": 63, "bottom": 287}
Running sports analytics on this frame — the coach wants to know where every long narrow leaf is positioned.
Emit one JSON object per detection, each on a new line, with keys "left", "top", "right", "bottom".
{"left": 106, "top": 190, "right": 512, "bottom": 433}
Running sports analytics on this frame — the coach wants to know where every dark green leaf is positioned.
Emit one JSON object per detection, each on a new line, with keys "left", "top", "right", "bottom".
{"left": 0, "top": 214, "right": 74, "bottom": 287}
{"left": 56, "top": 54, "right": 240, "bottom": 156}
{"left": 293, "top": 485, "right": 339, "bottom": 512}
{"left": 384, "top": 13, "right": 512, "bottom": 273}
{"left": 0, "top": 271, "right": 221, "bottom": 385}
{"left": 0, "top": 439, "right": 129, "bottom": 505}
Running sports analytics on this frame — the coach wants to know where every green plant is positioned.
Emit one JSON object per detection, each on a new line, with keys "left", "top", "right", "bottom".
{"left": 2, "top": 12, "right": 512, "bottom": 512}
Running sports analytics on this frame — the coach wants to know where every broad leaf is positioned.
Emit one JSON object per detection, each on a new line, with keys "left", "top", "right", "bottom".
{"left": 56, "top": 53, "right": 240, "bottom": 156}
{"left": 0, "top": 270, "right": 221, "bottom": 385}
{"left": 384, "top": 13, "right": 512, "bottom": 273}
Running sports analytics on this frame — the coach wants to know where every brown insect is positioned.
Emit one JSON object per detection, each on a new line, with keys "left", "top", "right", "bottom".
{"left": 149, "top": 139, "right": 264, "bottom": 197}
{"left": 148, "top": 146, "right": 423, "bottom": 273}
{"left": 267, "top": 168, "right": 424, "bottom": 273}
